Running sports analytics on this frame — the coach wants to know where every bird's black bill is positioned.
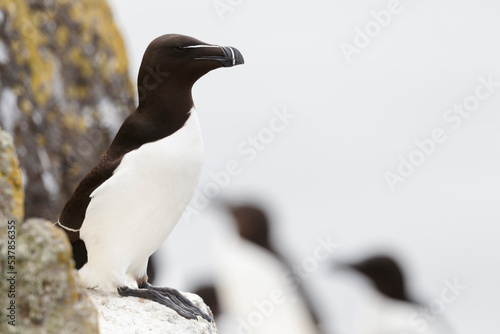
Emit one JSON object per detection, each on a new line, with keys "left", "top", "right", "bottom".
{"left": 196, "top": 46, "right": 244, "bottom": 67}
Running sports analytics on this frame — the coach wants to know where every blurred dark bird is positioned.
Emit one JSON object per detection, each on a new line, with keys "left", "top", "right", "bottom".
{"left": 229, "top": 204, "right": 323, "bottom": 325}
{"left": 339, "top": 255, "right": 411, "bottom": 303}
{"left": 197, "top": 203, "right": 324, "bottom": 333}
{"left": 229, "top": 205, "right": 275, "bottom": 256}
{"left": 56, "top": 34, "right": 243, "bottom": 321}
{"left": 334, "top": 254, "right": 455, "bottom": 334}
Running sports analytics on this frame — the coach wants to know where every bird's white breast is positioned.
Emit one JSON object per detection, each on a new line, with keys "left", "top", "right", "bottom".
{"left": 215, "top": 236, "right": 320, "bottom": 334}
{"left": 361, "top": 292, "right": 447, "bottom": 334}
{"left": 79, "top": 108, "right": 203, "bottom": 290}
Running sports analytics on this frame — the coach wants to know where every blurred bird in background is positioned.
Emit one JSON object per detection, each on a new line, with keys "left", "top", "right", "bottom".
{"left": 332, "top": 254, "right": 455, "bottom": 334}
{"left": 194, "top": 202, "right": 325, "bottom": 334}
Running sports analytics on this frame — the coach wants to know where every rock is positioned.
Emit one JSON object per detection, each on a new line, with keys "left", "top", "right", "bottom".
{"left": 88, "top": 289, "right": 218, "bottom": 334}
{"left": 0, "top": 126, "right": 24, "bottom": 221}
{"left": 0, "top": 218, "right": 99, "bottom": 334}
{"left": 0, "top": 0, "right": 135, "bottom": 220}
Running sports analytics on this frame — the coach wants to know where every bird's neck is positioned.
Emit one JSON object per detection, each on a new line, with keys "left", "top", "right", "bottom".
{"left": 137, "top": 79, "right": 194, "bottom": 121}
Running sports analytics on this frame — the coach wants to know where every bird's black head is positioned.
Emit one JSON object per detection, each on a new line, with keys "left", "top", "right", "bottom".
{"left": 336, "top": 255, "right": 411, "bottom": 303}
{"left": 137, "top": 34, "right": 244, "bottom": 107}
{"left": 229, "top": 204, "right": 272, "bottom": 252}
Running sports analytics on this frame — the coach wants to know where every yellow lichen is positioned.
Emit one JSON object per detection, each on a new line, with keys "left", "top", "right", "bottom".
{"left": 0, "top": 0, "right": 134, "bottom": 109}
{"left": 69, "top": 0, "right": 132, "bottom": 86}
{"left": 36, "top": 134, "right": 46, "bottom": 147}
{"left": 12, "top": 84, "right": 25, "bottom": 96}
{"left": 67, "top": 46, "right": 94, "bottom": 78}
{"left": 66, "top": 85, "right": 88, "bottom": 100}
{"left": 3, "top": 0, "right": 56, "bottom": 107}
{"left": 55, "top": 25, "right": 69, "bottom": 48}
{"left": 70, "top": 164, "right": 81, "bottom": 177}
{"left": 76, "top": 117, "right": 87, "bottom": 134}
{"left": 46, "top": 111, "right": 57, "bottom": 122}
{"left": 61, "top": 112, "right": 88, "bottom": 133}
{"left": 61, "top": 111, "right": 76, "bottom": 130}
{"left": 62, "top": 144, "right": 72, "bottom": 155}
{"left": 20, "top": 99, "right": 33, "bottom": 113}
{"left": 7, "top": 147, "right": 24, "bottom": 221}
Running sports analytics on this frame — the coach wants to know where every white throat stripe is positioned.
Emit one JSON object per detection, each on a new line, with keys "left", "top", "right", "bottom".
{"left": 54, "top": 220, "right": 81, "bottom": 232}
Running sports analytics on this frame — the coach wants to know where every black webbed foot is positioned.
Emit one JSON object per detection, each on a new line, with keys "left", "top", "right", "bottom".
{"left": 139, "top": 282, "right": 213, "bottom": 322}
{"left": 117, "top": 283, "right": 212, "bottom": 322}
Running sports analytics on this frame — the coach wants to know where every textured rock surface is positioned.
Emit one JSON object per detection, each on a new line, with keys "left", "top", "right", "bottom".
{"left": 88, "top": 289, "right": 218, "bottom": 334}
{"left": 0, "top": 218, "right": 99, "bottom": 333}
{"left": 0, "top": 126, "right": 24, "bottom": 221}
{"left": 0, "top": 0, "right": 135, "bottom": 220}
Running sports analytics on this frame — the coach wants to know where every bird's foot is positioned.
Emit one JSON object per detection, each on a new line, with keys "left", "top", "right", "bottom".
{"left": 117, "top": 282, "right": 212, "bottom": 322}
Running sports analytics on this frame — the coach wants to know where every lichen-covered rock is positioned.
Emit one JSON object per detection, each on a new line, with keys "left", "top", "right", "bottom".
{"left": 0, "top": 0, "right": 135, "bottom": 220}
{"left": 0, "top": 218, "right": 99, "bottom": 334}
{"left": 88, "top": 289, "right": 218, "bottom": 334}
{"left": 0, "top": 126, "right": 24, "bottom": 221}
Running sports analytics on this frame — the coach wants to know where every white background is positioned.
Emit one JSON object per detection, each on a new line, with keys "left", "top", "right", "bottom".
{"left": 107, "top": 1, "right": 500, "bottom": 333}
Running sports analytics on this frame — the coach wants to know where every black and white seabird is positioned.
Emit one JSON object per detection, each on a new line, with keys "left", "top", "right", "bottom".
{"left": 56, "top": 34, "right": 244, "bottom": 321}
{"left": 229, "top": 204, "right": 323, "bottom": 330}
{"left": 209, "top": 203, "right": 322, "bottom": 333}
{"left": 334, "top": 255, "right": 454, "bottom": 334}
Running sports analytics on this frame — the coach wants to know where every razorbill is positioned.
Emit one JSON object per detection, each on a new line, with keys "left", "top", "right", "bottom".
{"left": 56, "top": 34, "right": 243, "bottom": 321}
{"left": 229, "top": 204, "right": 322, "bottom": 327}
{"left": 335, "top": 255, "right": 454, "bottom": 334}
{"left": 210, "top": 203, "right": 322, "bottom": 334}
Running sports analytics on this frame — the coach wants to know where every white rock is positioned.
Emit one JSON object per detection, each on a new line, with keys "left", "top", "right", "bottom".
{"left": 87, "top": 289, "right": 218, "bottom": 334}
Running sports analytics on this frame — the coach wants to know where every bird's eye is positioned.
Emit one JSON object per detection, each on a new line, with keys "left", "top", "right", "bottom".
{"left": 175, "top": 46, "right": 185, "bottom": 52}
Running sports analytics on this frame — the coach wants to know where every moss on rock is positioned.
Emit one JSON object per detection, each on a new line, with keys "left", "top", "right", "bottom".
{"left": 0, "top": 219, "right": 99, "bottom": 334}
{"left": 0, "top": 127, "right": 24, "bottom": 221}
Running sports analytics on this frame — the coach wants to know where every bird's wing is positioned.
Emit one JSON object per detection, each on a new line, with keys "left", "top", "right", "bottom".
{"left": 56, "top": 112, "right": 146, "bottom": 242}
{"left": 57, "top": 154, "right": 122, "bottom": 243}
